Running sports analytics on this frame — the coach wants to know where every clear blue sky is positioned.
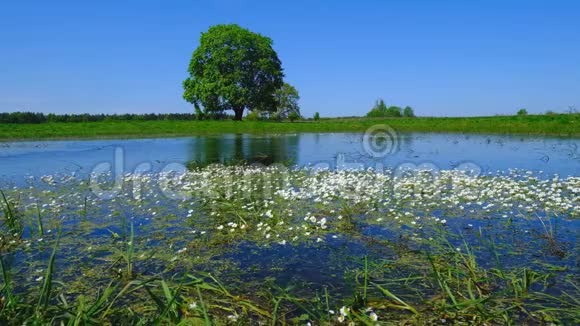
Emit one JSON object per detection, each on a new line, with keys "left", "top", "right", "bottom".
{"left": 1, "top": 0, "right": 579, "bottom": 117}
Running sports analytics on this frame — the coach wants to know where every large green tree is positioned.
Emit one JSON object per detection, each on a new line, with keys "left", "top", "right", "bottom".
{"left": 183, "top": 24, "right": 284, "bottom": 120}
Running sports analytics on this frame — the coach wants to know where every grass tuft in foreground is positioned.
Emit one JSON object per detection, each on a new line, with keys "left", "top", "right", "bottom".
{"left": 0, "top": 165, "right": 578, "bottom": 324}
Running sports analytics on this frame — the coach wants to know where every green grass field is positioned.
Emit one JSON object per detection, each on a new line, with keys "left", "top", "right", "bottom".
{"left": 0, "top": 114, "right": 578, "bottom": 140}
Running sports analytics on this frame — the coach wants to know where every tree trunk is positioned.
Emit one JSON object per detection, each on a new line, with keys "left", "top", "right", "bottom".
{"left": 233, "top": 107, "right": 244, "bottom": 121}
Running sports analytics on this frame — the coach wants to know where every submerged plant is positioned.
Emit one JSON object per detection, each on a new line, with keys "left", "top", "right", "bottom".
{"left": 0, "top": 166, "right": 577, "bottom": 324}
{"left": 0, "top": 190, "right": 23, "bottom": 236}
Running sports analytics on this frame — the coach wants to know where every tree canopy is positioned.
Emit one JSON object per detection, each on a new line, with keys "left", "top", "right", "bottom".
{"left": 272, "top": 83, "right": 300, "bottom": 120}
{"left": 403, "top": 106, "right": 415, "bottom": 117}
{"left": 367, "top": 99, "right": 401, "bottom": 117}
{"left": 366, "top": 99, "right": 416, "bottom": 118}
{"left": 183, "top": 24, "right": 284, "bottom": 120}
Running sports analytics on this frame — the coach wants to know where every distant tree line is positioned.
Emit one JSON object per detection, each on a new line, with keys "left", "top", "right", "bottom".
{"left": 516, "top": 105, "right": 577, "bottom": 116}
{"left": 0, "top": 112, "right": 205, "bottom": 124}
{"left": 367, "top": 99, "right": 415, "bottom": 118}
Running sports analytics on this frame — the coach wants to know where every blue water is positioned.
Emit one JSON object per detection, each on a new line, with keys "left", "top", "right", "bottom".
{"left": 0, "top": 133, "right": 578, "bottom": 182}
{"left": 1, "top": 133, "right": 578, "bottom": 320}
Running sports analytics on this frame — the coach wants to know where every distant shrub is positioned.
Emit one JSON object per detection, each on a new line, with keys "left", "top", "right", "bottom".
{"left": 366, "top": 99, "right": 406, "bottom": 118}
{"left": 367, "top": 99, "right": 388, "bottom": 118}
{"left": 205, "top": 112, "right": 233, "bottom": 120}
{"left": 246, "top": 110, "right": 260, "bottom": 121}
{"left": 386, "top": 106, "right": 402, "bottom": 117}
{"left": 274, "top": 83, "right": 301, "bottom": 121}
{"left": 288, "top": 111, "right": 300, "bottom": 122}
{"left": 403, "top": 106, "right": 415, "bottom": 117}
{"left": 517, "top": 108, "right": 528, "bottom": 116}
{"left": 194, "top": 105, "right": 205, "bottom": 120}
{"left": 313, "top": 112, "right": 320, "bottom": 121}
{"left": 545, "top": 110, "right": 557, "bottom": 115}
{"left": 269, "top": 111, "right": 281, "bottom": 121}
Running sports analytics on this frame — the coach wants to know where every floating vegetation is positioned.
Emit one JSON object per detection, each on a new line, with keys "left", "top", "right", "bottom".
{"left": 0, "top": 165, "right": 578, "bottom": 324}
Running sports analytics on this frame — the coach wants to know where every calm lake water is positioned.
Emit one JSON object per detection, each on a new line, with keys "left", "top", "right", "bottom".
{"left": 1, "top": 132, "right": 578, "bottom": 182}
{"left": 0, "top": 133, "right": 578, "bottom": 323}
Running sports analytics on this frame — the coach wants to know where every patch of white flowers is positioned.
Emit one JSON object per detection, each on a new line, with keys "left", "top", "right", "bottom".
{"left": 2, "top": 166, "right": 578, "bottom": 260}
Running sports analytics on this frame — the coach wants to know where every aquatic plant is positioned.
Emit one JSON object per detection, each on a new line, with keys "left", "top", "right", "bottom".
{"left": 0, "top": 165, "right": 578, "bottom": 324}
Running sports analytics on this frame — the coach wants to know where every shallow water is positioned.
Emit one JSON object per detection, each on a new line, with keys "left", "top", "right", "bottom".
{"left": 0, "top": 133, "right": 579, "bottom": 323}
{"left": 0, "top": 133, "right": 578, "bottom": 182}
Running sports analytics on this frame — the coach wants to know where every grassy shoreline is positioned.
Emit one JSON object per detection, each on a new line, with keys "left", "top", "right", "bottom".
{"left": 0, "top": 114, "right": 578, "bottom": 141}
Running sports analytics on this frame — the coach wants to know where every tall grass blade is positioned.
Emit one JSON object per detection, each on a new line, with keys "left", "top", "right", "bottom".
{"left": 0, "top": 255, "right": 15, "bottom": 311}
{"left": 372, "top": 283, "right": 418, "bottom": 314}
{"left": 36, "top": 202, "right": 44, "bottom": 236}
{"left": 37, "top": 233, "right": 60, "bottom": 313}
{"left": 196, "top": 286, "right": 212, "bottom": 326}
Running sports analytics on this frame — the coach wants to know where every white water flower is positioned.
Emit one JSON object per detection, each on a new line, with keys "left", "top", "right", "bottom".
{"left": 227, "top": 314, "right": 238, "bottom": 321}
